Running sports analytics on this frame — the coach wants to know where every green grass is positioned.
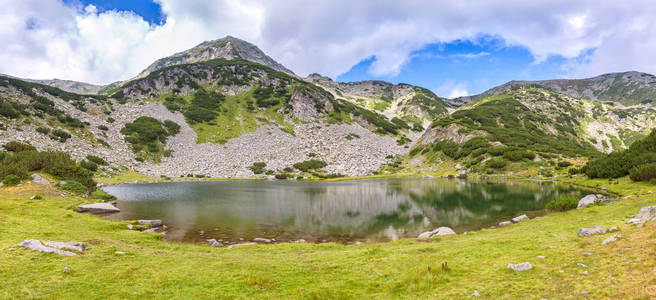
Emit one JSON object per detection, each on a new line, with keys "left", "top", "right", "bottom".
{"left": 1, "top": 175, "right": 655, "bottom": 298}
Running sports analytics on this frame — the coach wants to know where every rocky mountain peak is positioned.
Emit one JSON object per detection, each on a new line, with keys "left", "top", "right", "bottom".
{"left": 136, "top": 36, "right": 295, "bottom": 79}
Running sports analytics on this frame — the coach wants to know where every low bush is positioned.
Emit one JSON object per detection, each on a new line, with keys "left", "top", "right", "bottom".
{"left": 86, "top": 155, "right": 108, "bottom": 166}
{"left": 249, "top": 162, "right": 266, "bottom": 174}
{"left": 2, "top": 174, "right": 21, "bottom": 186}
{"left": 51, "top": 129, "right": 71, "bottom": 142}
{"left": 36, "top": 127, "right": 50, "bottom": 134}
{"left": 90, "top": 190, "right": 116, "bottom": 201}
{"left": 4, "top": 141, "right": 36, "bottom": 152}
{"left": 557, "top": 161, "right": 572, "bottom": 168}
{"left": 59, "top": 180, "right": 87, "bottom": 195}
{"left": 629, "top": 162, "right": 656, "bottom": 182}
{"left": 80, "top": 160, "right": 98, "bottom": 172}
{"left": 545, "top": 196, "right": 578, "bottom": 211}
{"left": 485, "top": 158, "right": 508, "bottom": 169}
{"left": 293, "top": 160, "right": 327, "bottom": 172}
{"left": 503, "top": 150, "right": 536, "bottom": 161}
{"left": 274, "top": 174, "right": 287, "bottom": 180}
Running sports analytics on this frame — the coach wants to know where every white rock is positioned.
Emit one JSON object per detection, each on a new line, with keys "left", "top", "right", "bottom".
{"left": 43, "top": 241, "right": 84, "bottom": 252}
{"left": 577, "top": 194, "right": 605, "bottom": 209}
{"left": 512, "top": 214, "right": 529, "bottom": 223}
{"left": 77, "top": 202, "right": 120, "bottom": 214}
{"left": 507, "top": 262, "right": 533, "bottom": 272}
{"left": 18, "top": 239, "right": 77, "bottom": 256}
{"left": 578, "top": 226, "right": 607, "bottom": 237}
{"left": 417, "top": 227, "right": 456, "bottom": 238}
{"left": 227, "top": 242, "right": 257, "bottom": 249}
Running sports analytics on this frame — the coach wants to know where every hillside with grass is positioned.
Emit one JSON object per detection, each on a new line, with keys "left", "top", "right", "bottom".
{"left": 405, "top": 87, "right": 656, "bottom": 177}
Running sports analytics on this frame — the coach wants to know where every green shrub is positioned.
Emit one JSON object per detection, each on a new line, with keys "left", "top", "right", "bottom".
{"left": 80, "top": 160, "right": 98, "bottom": 172}
{"left": 249, "top": 162, "right": 267, "bottom": 174}
{"left": 97, "top": 125, "right": 109, "bottom": 131}
{"left": 4, "top": 141, "right": 36, "bottom": 152}
{"left": 629, "top": 162, "right": 656, "bottom": 182}
{"left": 51, "top": 129, "right": 71, "bottom": 142}
{"left": 36, "top": 127, "right": 50, "bottom": 134}
{"left": 545, "top": 196, "right": 578, "bottom": 211}
{"left": 485, "top": 158, "right": 508, "bottom": 169}
{"left": 107, "top": 117, "right": 115, "bottom": 123}
{"left": 2, "top": 174, "right": 21, "bottom": 186}
{"left": 503, "top": 150, "right": 535, "bottom": 161}
{"left": 121, "top": 117, "right": 178, "bottom": 160}
{"left": 274, "top": 174, "right": 287, "bottom": 180}
{"left": 293, "top": 160, "right": 327, "bottom": 172}
{"left": 487, "top": 146, "right": 507, "bottom": 156}
{"left": 59, "top": 180, "right": 87, "bottom": 194}
{"left": 541, "top": 169, "right": 554, "bottom": 177}
{"left": 557, "top": 161, "right": 572, "bottom": 168}
{"left": 86, "top": 155, "right": 108, "bottom": 166}
{"left": 90, "top": 189, "right": 116, "bottom": 201}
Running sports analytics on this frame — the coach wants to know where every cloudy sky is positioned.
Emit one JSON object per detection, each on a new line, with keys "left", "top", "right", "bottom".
{"left": 1, "top": 0, "right": 655, "bottom": 97}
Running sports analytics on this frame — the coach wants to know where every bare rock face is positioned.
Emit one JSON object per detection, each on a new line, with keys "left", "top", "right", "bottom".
{"left": 31, "top": 174, "right": 50, "bottom": 185}
{"left": 577, "top": 194, "right": 606, "bottom": 209}
{"left": 77, "top": 203, "right": 120, "bottom": 214}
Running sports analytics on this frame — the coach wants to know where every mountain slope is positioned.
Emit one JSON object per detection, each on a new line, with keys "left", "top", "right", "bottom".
{"left": 136, "top": 36, "right": 295, "bottom": 79}
{"left": 450, "top": 71, "right": 656, "bottom": 107}
{"left": 411, "top": 87, "right": 656, "bottom": 175}
{"left": 306, "top": 73, "right": 449, "bottom": 131}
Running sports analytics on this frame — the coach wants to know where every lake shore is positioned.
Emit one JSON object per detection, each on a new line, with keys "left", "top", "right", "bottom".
{"left": 1, "top": 173, "right": 655, "bottom": 298}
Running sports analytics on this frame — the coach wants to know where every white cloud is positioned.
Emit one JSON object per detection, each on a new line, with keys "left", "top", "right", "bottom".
{"left": 435, "top": 81, "right": 469, "bottom": 98}
{"left": 1, "top": 0, "right": 656, "bottom": 84}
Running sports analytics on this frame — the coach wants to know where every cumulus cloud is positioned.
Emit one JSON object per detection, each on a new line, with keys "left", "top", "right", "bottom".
{"left": 436, "top": 81, "right": 469, "bottom": 98}
{"left": 1, "top": 0, "right": 656, "bottom": 84}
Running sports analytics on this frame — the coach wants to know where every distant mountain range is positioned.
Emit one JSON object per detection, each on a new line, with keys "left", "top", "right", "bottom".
{"left": 0, "top": 35, "right": 654, "bottom": 178}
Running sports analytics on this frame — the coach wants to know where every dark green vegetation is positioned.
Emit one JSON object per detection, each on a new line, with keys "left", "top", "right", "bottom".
{"left": 545, "top": 196, "right": 579, "bottom": 211}
{"left": 248, "top": 162, "right": 267, "bottom": 174}
{"left": 329, "top": 98, "right": 408, "bottom": 136}
{"left": 121, "top": 117, "right": 180, "bottom": 162}
{"left": 0, "top": 141, "right": 95, "bottom": 190}
{"left": 293, "top": 160, "right": 327, "bottom": 172}
{"left": 400, "top": 87, "right": 448, "bottom": 119}
{"left": 584, "top": 128, "right": 656, "bottom": 183}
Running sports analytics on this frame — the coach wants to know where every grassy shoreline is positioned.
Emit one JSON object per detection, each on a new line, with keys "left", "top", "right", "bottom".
{"left": 1, "top": 173, "right": 655, "bottom": 298}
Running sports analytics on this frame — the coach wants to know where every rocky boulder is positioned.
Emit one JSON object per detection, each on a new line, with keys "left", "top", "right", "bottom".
{"left": 77, "top": 202, "right": 120, "bottom": 214}
{"left": 627, "top": 206, "right": 656, "bottom": 225}
{"left": 578, "top": 226, "right": 607, "bottom": 237}
{"left": 507, "top": 262, "right": 533, "bottom": 272}
{"left": 138, "top": 220, "right": 163, "bottom": 227}
{"left": 498, "top": 221, "right": 512, "bottom": 227}
{"left": 31, "top": 174, "right": 50, "bottom": 185}
{"left": 18, "top": 239, "right": 78, "bottom": 256}
{"left": 417, "top": 227, "right": 456, "bottom": 239}
{"left": 43, "top": 241, "right": 85, "bottom": 252}
{"left": 577, "top": 194, "right": 605, "bottom": 209}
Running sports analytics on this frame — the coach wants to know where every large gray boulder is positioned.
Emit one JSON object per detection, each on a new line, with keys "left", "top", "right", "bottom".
{"left": 632, "top": 206, "right": 656, "bottom": 223}
{"left": 77, "top": 202, "right": 120, "bottom": 214}
{"left": 18, "top": 240, "right": 78, "bottom": 256}
{"left": 31, "top": 174, "right": 50, "bottom": 185}
{"left": 507, "top": 262, "right": 533, "bottom": 272}
{"left": 577, "top": 194, "right": 605, "bottom": 209}
{"left": 417, "top": 227, "right": 456, "bottom": 239}
{"left": 578, "top": 226, "right": 607, "bottom": 237}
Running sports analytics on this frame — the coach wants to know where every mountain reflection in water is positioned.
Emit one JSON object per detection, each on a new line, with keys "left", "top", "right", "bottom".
{"left": 104, "top": 178, "right": 586, "bottom": 243}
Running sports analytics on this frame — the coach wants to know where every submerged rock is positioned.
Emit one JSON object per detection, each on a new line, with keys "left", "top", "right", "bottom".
{"left": 417, "top": 227, "right": 456, "bottom": 239}
{"left": 507, "top": 262, "right": 533, "bottom": 272}
{"left": 578, "top": 226, "right": 607, "bottom": 237}
{"left": 18, "top": 239, "right": 78, "bottom": 256}
{"left": 77, "top": 202, "right": 120, "bottom": 214}
{"left": 253, "top": 238, "right": 272, "bottom": 244}
{"left": 138, "top": 220, "right": 163, "bottom": 227}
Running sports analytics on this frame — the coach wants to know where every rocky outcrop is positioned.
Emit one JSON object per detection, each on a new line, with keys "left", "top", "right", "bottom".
{"left": 31, "top": 174, "right": 49, "bottom": 185}
{"left": 77, "top": 203, "right": 120, "bottom": 214}
{"left": 578, "top": 226, "right": 607, "bottom": 237}
{"left": 18, "top": 239, "right": 81, "bottom": 256}
{"left": 627, "top": 206, "right": 656, "bottom": 225}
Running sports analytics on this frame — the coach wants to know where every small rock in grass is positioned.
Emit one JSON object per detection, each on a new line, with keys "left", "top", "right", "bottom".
{"left": 559, "top": 270, "right": 565, "bottom": 273}
{"left": 578, "top": 226, "right": 607, "bottom": 237}
{"left": 549, "top": 246, "right": 557, "bottom": 249}
{"left": 582, "top": 290, "right": 589, "bottom": 294}
{"left": 499, "top": 221, "right": 512, "bottom": 227}
{"left": 63, "top": 267, "right": 70, "bottom": 273}
{"left": 137, "top": 220, "right": 163, "bottom": 227}
{"left": 227, "top": 242, "right": 257, "bottom": 249}
{"left": 621, "top": 248, "right": 631, "bottom": 251}
{"left": 417, "top": 227, "right": 456, "bottom": 238}
{"left": 472, "top": 290, "right": 480, "bottom": 297}
{"left": 537, "top": 255, "right": 545, "bottom": 259}
{"left": 582, "top": 252, "right": 593, "bottom": 256}
{"left": 31, "top": 174, "right": 50, "bottom": 185}
{"left": 577, "top": 263, "right": 588, "bottom": 268}
{"left": 512, "top": 215, "right": 529, "bottom": 223}
{"left": 114, "top": 251, "right": 126, "bottom": 255}
{"left": 507, "top": 262, "right": 533, "bottom": 272}
{"left": 253, "top": 238, "right": 272, "bottom": 244}
{"left": 583, "top": 270, "right": 589, "bottom": 275}
{"left": 602, "top": 234, "right": 623, "bottom": 245}
{"left": 43, "top": 241, "right": 84, "bottom": 252}
{"left": 608, "top": 226, "right": 619, "bottom": 232}
{"left": 210, "top": 241, "right": 223, "bottom": 247}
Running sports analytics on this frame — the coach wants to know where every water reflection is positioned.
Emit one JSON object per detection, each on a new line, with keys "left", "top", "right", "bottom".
{"left": 104, "top": 178, "right": 586, "bottom": 242}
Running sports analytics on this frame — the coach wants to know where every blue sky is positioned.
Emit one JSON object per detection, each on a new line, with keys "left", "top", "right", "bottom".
{"left": 4, "top": 1, "right": 653, "bottom": 95}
